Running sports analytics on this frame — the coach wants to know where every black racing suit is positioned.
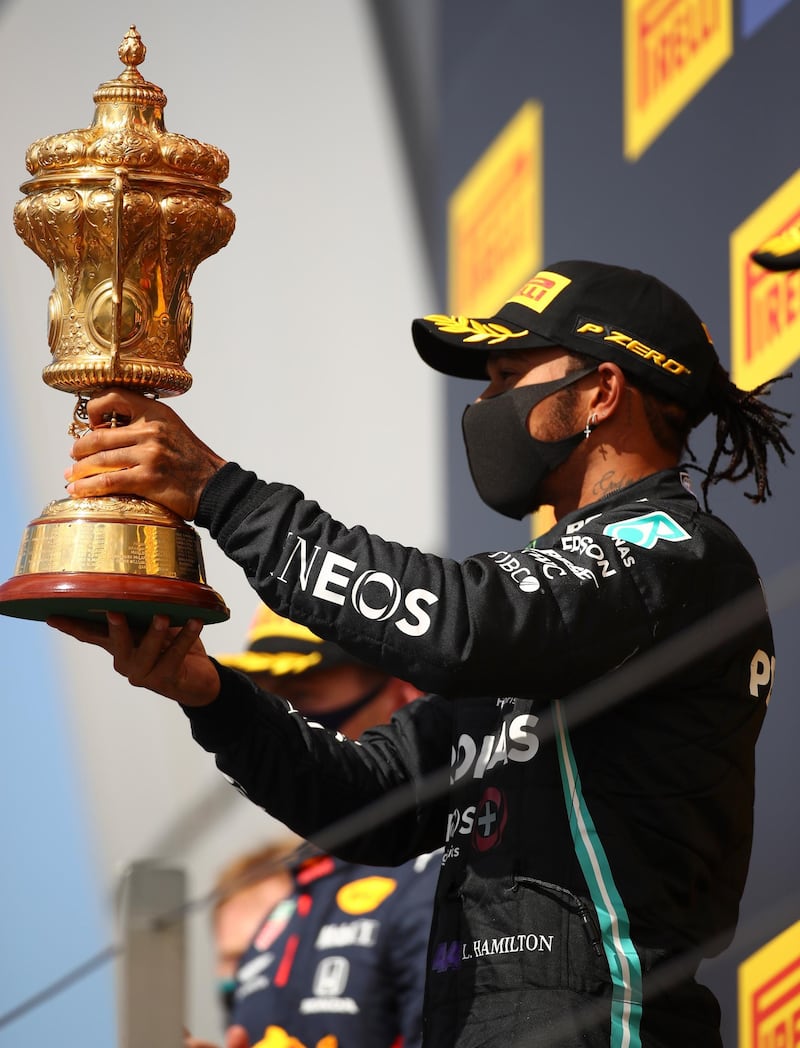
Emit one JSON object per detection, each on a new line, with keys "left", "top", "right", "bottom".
{"left": 229, "top": 851, "right": 439, "bottom": 1048}
{"left": 187, "top": 466, "right": 773, "bottom": 1048}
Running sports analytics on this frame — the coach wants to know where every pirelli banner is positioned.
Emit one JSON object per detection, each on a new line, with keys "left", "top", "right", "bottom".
{"left": 730, "top": 169, "right": 800, "bottom": 390}
{"left": 739, "top": 922, "right": 800, "bottom": 1047}
{"left": 623, "top": 0, "right": 733, "bottom": 160}
{"left": 448, "top": 100, "right": 543, "bottom": 317}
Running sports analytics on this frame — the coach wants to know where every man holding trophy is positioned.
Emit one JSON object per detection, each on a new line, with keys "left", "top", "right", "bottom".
{"left": 52, "top": 253, "right": 793, "bottom": 1047}
{"left": 2, "top": 21, "right": 795, "bottom": 1048}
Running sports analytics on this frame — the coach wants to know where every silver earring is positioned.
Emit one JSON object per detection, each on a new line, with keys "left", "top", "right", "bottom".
{"left": 584, "top": 414, "right": 597, "bottom": 440}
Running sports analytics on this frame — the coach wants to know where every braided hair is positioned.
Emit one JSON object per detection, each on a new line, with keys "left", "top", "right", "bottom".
{"left": 696, "top": 362, "right": 794, "bottom": 508}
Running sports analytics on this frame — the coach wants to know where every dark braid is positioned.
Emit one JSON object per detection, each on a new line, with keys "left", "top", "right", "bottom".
{"left": 695, "top": 361, "right": 794, "bottom": 508}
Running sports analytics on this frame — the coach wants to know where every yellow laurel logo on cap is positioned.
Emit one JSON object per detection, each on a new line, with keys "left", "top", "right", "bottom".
{"left": 509, "top": 270, "right": 572, "bottom": 313}
{"left": 216, "top": 649, "right": 323, "bottom": 676}
{"left": 423, "top": 314, "right": 529, "bottom": 345}
{"left": 336, "top": 876, "right": 397, "bottom": 915}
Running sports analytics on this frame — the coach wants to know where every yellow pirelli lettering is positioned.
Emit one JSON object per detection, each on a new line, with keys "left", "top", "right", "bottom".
{"left": 575, "top": 318, "right": 692, "bottom": 375}
{"left": 662, "top": 358, "right": 690, "bottom": 375}
{"left": 604, "top": 330, "right": 633, "bottom": 348}
{"left": 626, "top": 340, "right": 664, "bottom": 363}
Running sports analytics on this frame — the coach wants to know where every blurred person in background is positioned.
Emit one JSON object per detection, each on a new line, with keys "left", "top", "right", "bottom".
{"left": 212, "top": 839, "right": 297, "bottom": 1016}
{"left": 184, "top": 606, "right": 439, "bottom": 1048}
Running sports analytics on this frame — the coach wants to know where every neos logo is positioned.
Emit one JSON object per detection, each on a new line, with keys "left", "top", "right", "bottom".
{"left": 276, "top": 535, "right": 438, "bottom": 637}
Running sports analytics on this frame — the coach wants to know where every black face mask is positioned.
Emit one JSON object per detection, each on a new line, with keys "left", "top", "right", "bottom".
{"left": 461, "top": 366, "right": 598, "bottom": 519}
{"left": 299, "top": 678, "right": 388, "bottom": 733}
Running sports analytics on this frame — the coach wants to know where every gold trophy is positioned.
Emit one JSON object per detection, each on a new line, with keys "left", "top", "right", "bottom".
{"left": 0, "top": 27, "right": 234, "bottom": 625}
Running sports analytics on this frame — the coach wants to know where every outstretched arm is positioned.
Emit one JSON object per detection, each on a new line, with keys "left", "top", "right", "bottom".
{"left": 47, "top": 611, "right": 451, "bottom": 865}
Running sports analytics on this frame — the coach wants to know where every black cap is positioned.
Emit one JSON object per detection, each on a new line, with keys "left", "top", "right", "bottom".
{"left": 412, "top": 260, "right": 719, "bottom": 413}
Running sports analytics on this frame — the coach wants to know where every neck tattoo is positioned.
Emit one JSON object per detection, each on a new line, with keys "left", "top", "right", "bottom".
{"left": 592, "top": 470, "right": 641, "bottom": 498}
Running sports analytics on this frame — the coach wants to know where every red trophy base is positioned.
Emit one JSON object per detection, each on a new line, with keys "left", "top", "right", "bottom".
{"left": 0, "top": 495, "right": 230, "bottom": 627}
{"left": 0, "top": 572, "right": 230, "bottom": 626}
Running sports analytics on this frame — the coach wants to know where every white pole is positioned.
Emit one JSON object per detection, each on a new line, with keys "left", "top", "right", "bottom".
{"left": 117, "top": 861, "right": 186, "bottom": 1048}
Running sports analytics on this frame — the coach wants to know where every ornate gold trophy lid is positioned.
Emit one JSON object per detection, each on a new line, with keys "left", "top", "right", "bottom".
{"left": 0, "top": 28, "right": 233, "bottom": 625}
{"left": 14, "top": 24, "right": 235, "bottom": 400}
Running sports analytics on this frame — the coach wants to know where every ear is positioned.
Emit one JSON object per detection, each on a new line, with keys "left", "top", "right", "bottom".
{"left": 587, "top": 362, "right": 627, "bottom": 423}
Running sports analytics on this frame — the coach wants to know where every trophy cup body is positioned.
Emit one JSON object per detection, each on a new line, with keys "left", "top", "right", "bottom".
{"left": 0, "top": 27, "right": 234, "bottom": 625}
